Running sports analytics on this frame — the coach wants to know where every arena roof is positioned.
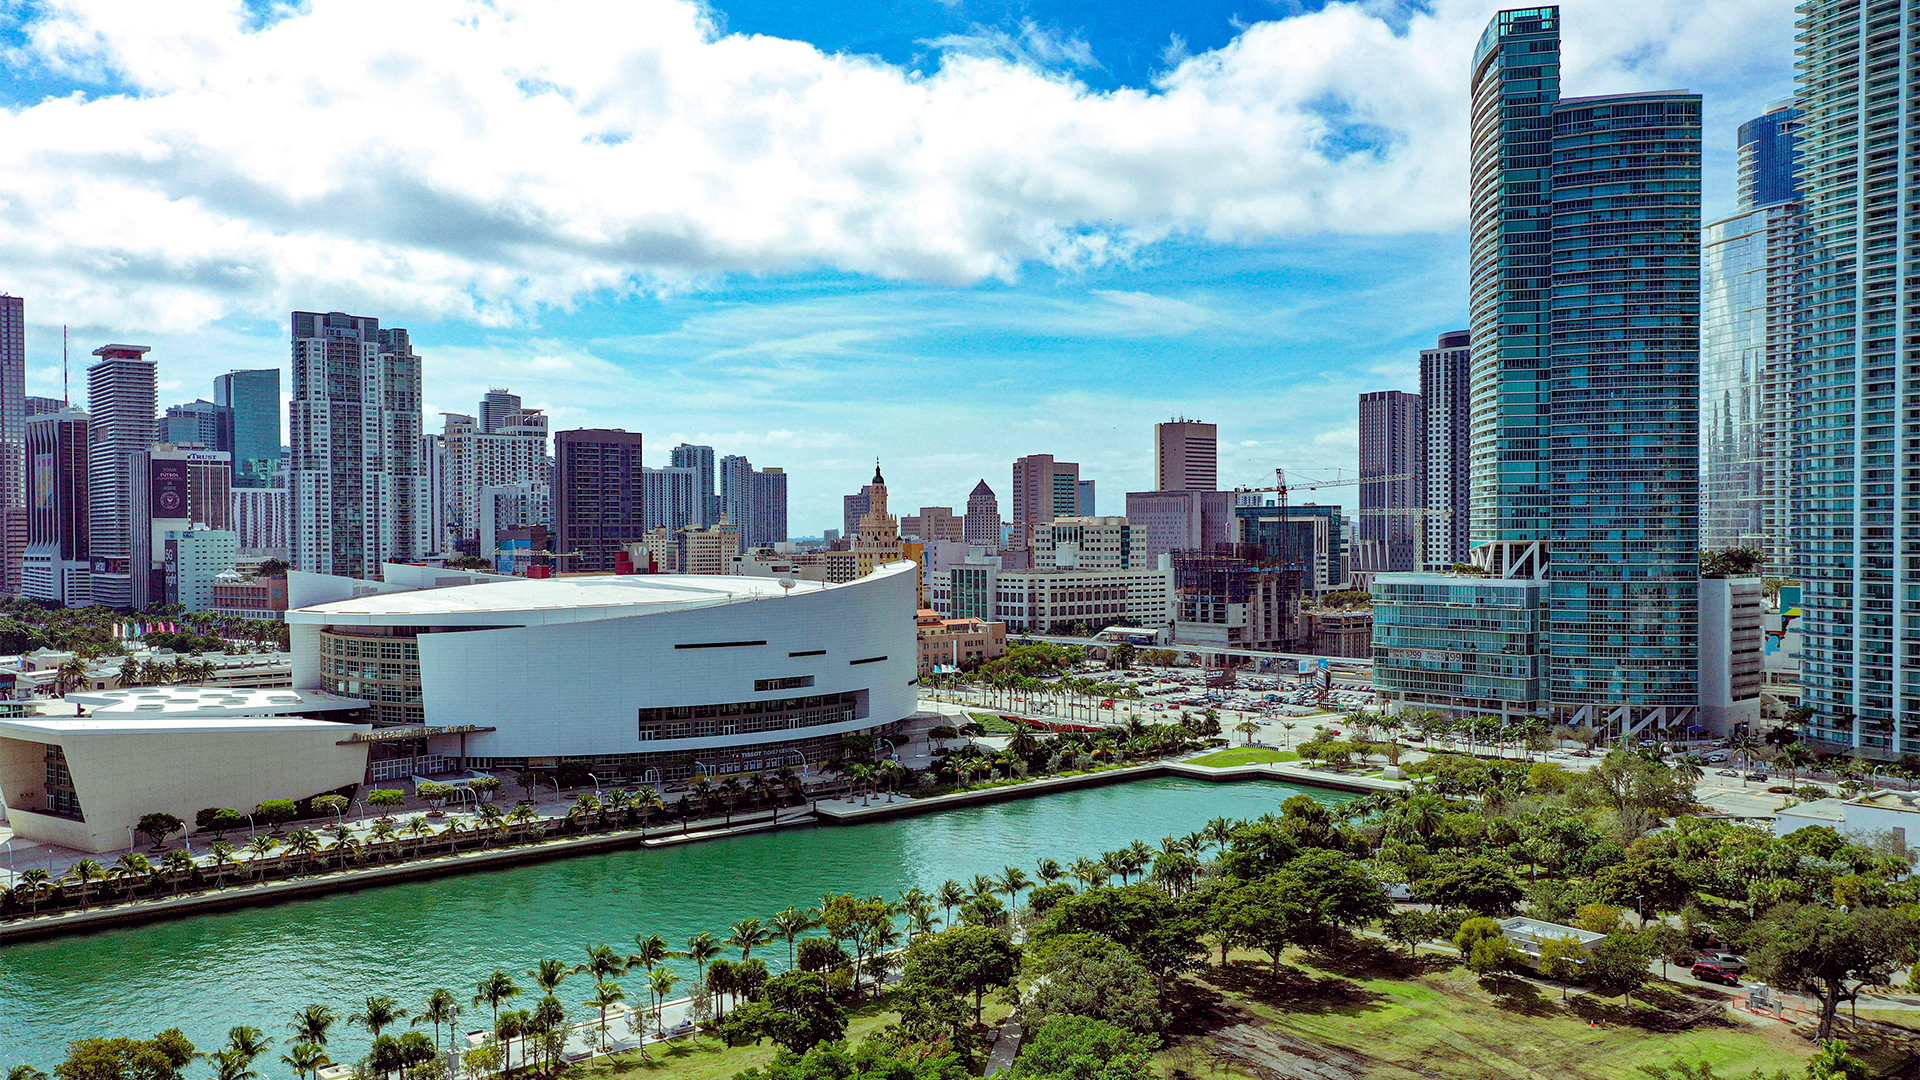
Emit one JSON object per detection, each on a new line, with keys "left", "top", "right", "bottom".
{"left": 64, "top": 688, "right": 370, "bottom": 717}
{"left": 288, "top": 560, "right": 915, "bottom": 627}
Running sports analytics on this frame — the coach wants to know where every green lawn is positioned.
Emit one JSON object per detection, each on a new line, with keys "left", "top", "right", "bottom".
{"left": 1158, "top": 943, "right": 1819, "bottom": 1080}
{"left": 1185, "top": 747, "right": 1301, "bottom": 767}
{"left": 967, "top": 713, "right": 1021, "bottom": 734}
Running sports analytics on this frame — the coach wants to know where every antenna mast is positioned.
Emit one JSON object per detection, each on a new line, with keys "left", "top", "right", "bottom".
{"left": 62, "top": 325, "right": 68, "bottom": 404}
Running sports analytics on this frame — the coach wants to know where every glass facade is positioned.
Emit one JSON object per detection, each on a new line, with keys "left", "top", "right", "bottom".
{"left": 1793, "top": 0, "right": 1920, "bottom": 754}
{"left": 1468, "top": 7, "right": 1560, "bottom": 547}
{"left": 319, "top": 629, "right": 423, "bottom": 726}
{"left": 1736, "top": 105, "right": 1800, "bottom": 211}
{"left": 215, "top": 369, "right": 280, "bottom": 490}
{"left": 1545, "top": 93, "right": 1703, "bottom": 714}
{"left": 1371, "top": 575, "right": 1547, "bottom": 717}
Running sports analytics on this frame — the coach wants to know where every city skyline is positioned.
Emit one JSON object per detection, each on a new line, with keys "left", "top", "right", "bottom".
{"left": 0, "top": 0, "right": 1794, "bottom": 533}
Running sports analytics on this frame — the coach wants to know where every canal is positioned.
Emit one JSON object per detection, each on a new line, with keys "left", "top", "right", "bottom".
{"left": 0, "top": 775, "right": 1348, "bottom": 1067}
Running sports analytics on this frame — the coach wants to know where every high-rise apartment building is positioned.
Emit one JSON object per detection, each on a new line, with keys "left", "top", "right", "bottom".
{"left": 1011, "top": 454, "right": 1080, "bottom": 530}
{"left": 1124, "top": 489, "right": 1235, "bottom": 564}
{"left": 905, "top": 507, "right": 963, "bottom": 544}
{"left": 85, "top": 344, "right": 157, "bottom": 608}
{"left": 843, "top": 485, "right": 871, "bottom": 541}
{"left": 289, "top": 312, "right": 426, "bottom": 578}
{"left": 670, "top": 444, "right": 718, "bottom": 526}
{"left": 719, "top": 455, "right": 788, "bottom": 548}
{"left": 23, "top": 407, "right": 89, "bottom": 605}
{"left": 0, "top": 296, "right": 26, "bottom": 596}
{"left": 231, "top": 487, "right": 288, "bottom": 558}
{"left": 1700, "top": 103, "right": 1803, "bottom": 559}
{"left": 1465, "top": 8, "right": 1701, "bottom": 729}
{"left": 1357, "top": 390, "right": 1424, "bottom": 575}
{"left": 479, "top": 388, "right": 522, "bottom": 433}
{"left": 1154, "top": 419, "right": 1218, "bottom": 492}
{"left": 1794, "top": 0, "right": 1920, "bottom": 753}
{"left": 642, "top": 466, "right": 700, "bottom": 534}
{"left": 552, "top": 429, "right": 645, "bottom": 573}
{"left": 963, "top": 481, "right": 1000, "bottom": 547}
{"left": 440, "top": 401, "right": 548, "bottom": 554}
{"left": 214, "top": 369, "right": 281, "bottom": 489}
{"left": 1420, "top": 331, "right": 1473, "bottom": 570}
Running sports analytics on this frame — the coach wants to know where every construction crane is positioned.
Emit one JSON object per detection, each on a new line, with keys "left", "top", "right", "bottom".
{"left": 1233, "top": 468, "right": 1408, "bottom": 512}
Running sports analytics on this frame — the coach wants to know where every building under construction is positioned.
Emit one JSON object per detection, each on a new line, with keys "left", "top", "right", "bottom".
{"left": 1171, "top": 546, "right": 1310, "bottom": 653}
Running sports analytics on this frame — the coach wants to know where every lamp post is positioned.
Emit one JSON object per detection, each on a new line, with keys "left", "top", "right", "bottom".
{"left": 245, "top": 813, "right": 257, "bottom": 840}
{"left": 587, "top": 773, "right": 601, "bottom": 799}
{"left": 127, "top": 825, "right": 138, "bottom": 852}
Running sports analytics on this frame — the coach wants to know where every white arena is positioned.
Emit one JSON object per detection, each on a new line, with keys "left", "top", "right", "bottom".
{"left": 286, "top": 559, "right": 921, "bottom": 783}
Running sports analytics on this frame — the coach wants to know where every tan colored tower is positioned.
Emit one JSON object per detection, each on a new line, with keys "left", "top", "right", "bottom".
{"left": 1154, "top": 418, "right": 1218, "bottom": 492}
{"left": 853, "top": 460, "right": 904, "bottom": 578}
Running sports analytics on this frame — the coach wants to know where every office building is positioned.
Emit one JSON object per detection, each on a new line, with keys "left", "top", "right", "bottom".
{"left": 916, "top": 611, "right": 1008, "bottom": 674}
{"left": 643, "top": 466, "right": 701, "bottom": 534}
{"left": 479, "top": 388, "right": 522, "bottom": 433}
{"left": 1011, "top": 454, "right": 1080, "bottom": 529}
{"left": 1077, "top": 480, "right": 1096, "bottom": 517}
{"left": 478, "top": 482, "right": 553, "bottom": 565}
{"left": 1794, "top": 0, "right": 1920, "bottom": 753}
{"left": 1357, "top": 390, "right": 1424, "bottom": 575}
{"left": 963, "top": 481, "right": 1000, "bottom": 547}
{"left": 214, "top": 369, "right": 281, "bottom": 489}
{"left": 671, "top": 444, "right": 719, "bottom": 526}
{"left": 22, "top": 407, "right": 89, "bottom": 605}
{"left": 1155, "top": 419, "right": 1218, "bottom": 492}
{"left": 1235, "top": 501, "right": 1349, "bottom": 594}
{"left": 1701, "top": 102, "right": 1802, "bottom": 559}
{"left": 1032, "top": 516, "right": 1133, "bottom": 570}
{"left": 24, "top": 396, "right": 63, "bottom": 418}
{"left": 1372, "top": 572, "right": 1549, "bottom": 721}
{"left": 677, "top": 519, "right": 743, "bottom": 575}
{"left": 842, "top": 485, "right": 871, "bottom": 542}
{"left": 209, "top": 574, "right": 289, "bottom": 622}
{"left": 231, "top": 487, "right": 288, "bottom": 558}
{"left": 289, "top": 312, "right": 426, "bottom": 578}
{"left": 0, "top": 297, "right": 23, "bottom": 597}
{"left": 421, "top": 428, "right": 448, "bottom": 554}
{"left": 928, "top": 562, "right": 1176, "bottom": 633}
{"left": 164, "top": 529, "right": 241, "bottom": 612}
{"left": 552, "top": 429, "right": 646, "bottom": 573}
{"left": 1464, "top": 8, "right": 1702, "bottom": 729}
{"left": 1420, "top": 331, "right": 1473, "bottom": 570}
{"left": 85, "top": 345, "right": 157, "bottom": 608}
{"left": 160, "top": 399, "right": 233, "bottom": 454}
{"left": 131, "top": 445, "right": 232, "bottom": 609}
{"left": 1124, "top": 489, "right": 1236, "bottom": 564}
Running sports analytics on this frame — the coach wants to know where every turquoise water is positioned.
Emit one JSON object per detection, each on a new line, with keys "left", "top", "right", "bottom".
{"left": 0, "top": 777, "right": 1346, "bottom": 1067}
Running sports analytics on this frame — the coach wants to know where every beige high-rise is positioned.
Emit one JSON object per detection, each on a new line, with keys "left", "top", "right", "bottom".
{"left": 1154, "top": 419, "right": 1217, "bottom": 491}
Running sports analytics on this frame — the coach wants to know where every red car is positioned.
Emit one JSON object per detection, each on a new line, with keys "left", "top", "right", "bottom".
{"left": 1691, "top": 962, "right": 1739, "bottom": 986}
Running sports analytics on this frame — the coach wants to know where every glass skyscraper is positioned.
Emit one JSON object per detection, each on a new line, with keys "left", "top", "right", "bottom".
{"left": 1700, "top": 103, "right": 1802, "bottom": 558}
{"left": 1794, "top": 0, "right": 1920, "bottom": 754}
{"left": 1463, "top": 7, "right": 1702, "bottom": 730}
{"left": 214, "top": 368, "right": 281, "bottom": 489}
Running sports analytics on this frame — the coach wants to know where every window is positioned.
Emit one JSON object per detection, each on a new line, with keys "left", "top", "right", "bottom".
{"left": 849, "top": 655, "right": 888, "bottom": 665}
{"left": 674, "top": 640, "right": 768, "bottom": 650}
{"left": 754, "top": 675, "right": 815, "bottom": 692}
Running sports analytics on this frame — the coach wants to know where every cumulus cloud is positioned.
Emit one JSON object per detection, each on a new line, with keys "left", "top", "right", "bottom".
{"left": 0, "top": 0, "right": 1789, "bottom": 332}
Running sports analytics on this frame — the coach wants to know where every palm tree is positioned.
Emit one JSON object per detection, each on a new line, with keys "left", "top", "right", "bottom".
{"left": 402, "top": 815, "right": 434, "bottom": 856}
{"left": 55, "top": 656, "right": 87, "bottom": 696}
{"left": 770, "top": 907, "right": 814, "bottom": 969}
{"left": 1236, "top": 720, "right": 1260, "bottom": 745}
{"left": 998, "top": 866, "right": 1031, "bottom": 910}
{"left": 161, "top": 847, "right": 194, "bottom": 893}
{"left": 225, "top": 1026, "right": 272, "bottom": 1068}
{"left": 647, "top": 968, "right": 679, "bottom": 1037}
{"left": 65, "top": 858, "right": 104, "bottom": 909}
{"left": 678, "top": 931, "right": 722, "bottom": 989}
{"left": 635, "top": 785, "right": 664, "bottom": 833}
{"left": 285, "top": 828, "right": 322, "bottom": 874}
{"left": 17, "top": 867, "right": 49, "bottom": 914}
{"left": 575, "top": 943, "right": 628, "bottom": 983}
{"left": 527, "top": 957, "right": 571, "bottom": 997}
{"left": 279, "top": 1043, "right": 327, "bottom": 1080}
{"left": 109, "top": 852, "right": 154, "bottom": 896}
{"left": 367, "top": 822, "right": 399, "bottom": 861}
{"left": 245, "top": 834, "right": 279, "bottom": 878}
{"left": 582, "top": 980, "right": 626, "bottom": 1051}
{"left": 906, "top": 902, "right": 938, "bottom": 938}
{"left": 1036, "top": 857, "right": 1064, "bottom": 887}
{"left": 937, "top": 879, "right": 966, "bottom": 927}
{"left": 348, "top": 995, "right": 406, "bottom": 1039}
{"left": 473, "top": 971, "right": 520, "bottom": 1033}
{"left": 411, "top": 988, "right": 460, "bottom": 1062}
{"left": 208, "top": 841, "right": 239, "bottom": 887}
{"left": 726, "top": 917, "right": 774, "bottom": 961}
{"left": 1775, "top": 742, "right": 1812, "bottom": 783}
{"left": 208, "top": 1050, "right": 259, "bottom": 1080}
{"left": 287, "top": 1004, "right": 337, "bottom": 1048}
{"left": 1069, "top": 856, "right": 1106, "bottom": 889}
{"left": 629, "top": 932, "right": 670, "bottom": 978}
{"left": 1280, "top": 721, "right": 1298, "bottom": 748}
{"left": 494, "top": 1010, "right": 528, "bottom": 1077}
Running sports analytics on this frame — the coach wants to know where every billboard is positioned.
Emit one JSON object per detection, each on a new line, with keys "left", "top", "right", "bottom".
{"left": 150, "top": 457, "right": 189, "bottom": 518}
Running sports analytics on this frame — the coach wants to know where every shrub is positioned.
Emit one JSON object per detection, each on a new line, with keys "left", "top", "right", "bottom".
{"left": 196, "top": 807, "right": 244, "bottom": 832}
{"left": 254, "top": 799, "right": 298, "bottom": 829}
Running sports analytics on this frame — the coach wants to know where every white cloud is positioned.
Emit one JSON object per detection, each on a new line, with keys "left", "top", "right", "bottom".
{"left": 0, "top": 0, "right": 1789, "bottom": 334}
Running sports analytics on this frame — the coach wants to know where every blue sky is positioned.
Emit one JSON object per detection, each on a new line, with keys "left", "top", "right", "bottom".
{"left": 0, "top": 0, "right": 1794, "bottom": 534}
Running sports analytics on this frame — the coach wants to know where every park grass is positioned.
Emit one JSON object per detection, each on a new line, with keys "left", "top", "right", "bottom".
{"left": 1185, "top": 747, "right": 1301, "bottom": 768}
{"left": 1157, "top": 942, "right": 1818, "bottom": 1080}
{"left": 576, "top": 992, "right": 1011, "bottom": 1080}
{"left": 967, "top": 713, "right": 1021, "bottom": 733}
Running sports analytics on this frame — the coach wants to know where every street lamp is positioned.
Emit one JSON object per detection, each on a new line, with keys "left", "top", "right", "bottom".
{"left": 586, "top": 773, "right": 601, "bottom": 799}
{"left": 127, "top": 825, "right": 138, "bottom": 852}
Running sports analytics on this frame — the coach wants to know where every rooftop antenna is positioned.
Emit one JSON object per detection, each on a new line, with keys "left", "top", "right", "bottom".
{"left": 62, "top": 325, "right": 68, "bottom": 405}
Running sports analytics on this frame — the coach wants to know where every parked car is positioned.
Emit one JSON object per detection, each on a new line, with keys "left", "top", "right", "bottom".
{"left": 1691, "top": 961, "right": 1740, "bottom": 986}
{"left": 1705, "top": 752, "right": 1729, "bottom": 762}
{"left": 1745, "top": 771, "right": 1768, "bottom": 781}
{"left": 1702, "top": 951, "right": 1748, "bottom": 973}
{"left": 1716, "top": 769, "right": 1739, "bottom": 777}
